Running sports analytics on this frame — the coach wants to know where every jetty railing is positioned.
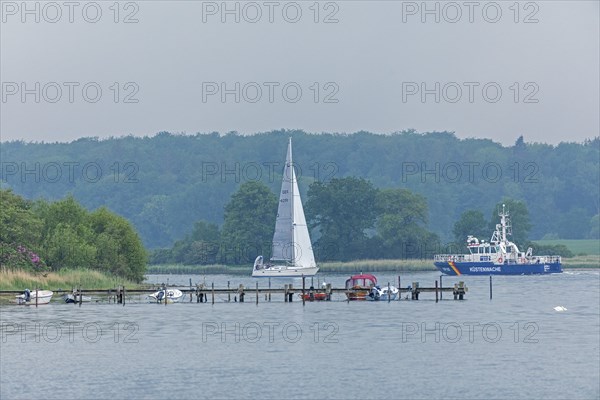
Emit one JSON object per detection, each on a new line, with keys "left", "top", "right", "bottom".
{"left": 0, "top": 276, "right": 471, "bottom": 305}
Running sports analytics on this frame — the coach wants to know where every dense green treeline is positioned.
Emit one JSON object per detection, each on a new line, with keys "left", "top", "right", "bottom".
{"left": 2, "top": 131, "right": 598, "bottom": 250}
{"left": 0, "top": 189, "right": 147, "bottom": 281}
{"left": 152, "top": 178, "right": 439, "bottom": 265}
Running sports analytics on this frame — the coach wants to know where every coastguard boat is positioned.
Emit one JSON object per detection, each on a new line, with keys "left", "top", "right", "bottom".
{"left": 434, "top": 204, "right": 562, "bottom": 275}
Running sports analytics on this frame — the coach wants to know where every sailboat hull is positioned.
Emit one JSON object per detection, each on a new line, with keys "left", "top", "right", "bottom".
{"left": 252, "top": 266, "right": 319, "bottom": 277}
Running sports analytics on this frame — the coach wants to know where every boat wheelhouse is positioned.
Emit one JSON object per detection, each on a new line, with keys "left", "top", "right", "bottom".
{"left": 345, "top": 274, "right": 377, "bottom": 300}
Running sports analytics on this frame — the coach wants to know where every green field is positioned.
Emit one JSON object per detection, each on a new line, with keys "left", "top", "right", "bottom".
{"left": 534, "top": 239, "right": 600, "bottom": 255}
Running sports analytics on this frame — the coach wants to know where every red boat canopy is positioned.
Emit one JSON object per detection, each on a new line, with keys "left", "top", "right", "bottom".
{"left": 345, "top": 274, "right": 377, "bottom": 289}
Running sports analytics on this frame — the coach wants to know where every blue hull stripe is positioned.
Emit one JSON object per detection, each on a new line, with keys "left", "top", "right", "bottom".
{"left": 434, "top": 261, "right": 563, "bottom": 276}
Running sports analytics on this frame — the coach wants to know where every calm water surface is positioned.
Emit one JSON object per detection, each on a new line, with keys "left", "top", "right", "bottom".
{"left": 1, "top": 271, "right": 599, "bottom": 399}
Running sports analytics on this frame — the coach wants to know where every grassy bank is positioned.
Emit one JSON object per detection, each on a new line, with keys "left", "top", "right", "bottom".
{"left": 534, "top": 239, "right": 600, "bottom": 256}
{"left": 0, "top": 268, "right": 141, "bottom": 291}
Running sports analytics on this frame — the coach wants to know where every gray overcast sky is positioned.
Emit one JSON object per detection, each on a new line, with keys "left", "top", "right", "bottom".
{"left": 1, "top": 1, "right": 598, "bottom": 145}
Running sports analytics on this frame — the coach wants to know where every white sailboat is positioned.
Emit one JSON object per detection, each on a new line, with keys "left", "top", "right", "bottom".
{"left": 252, "top": 138, "right": 319, "bottom": 277}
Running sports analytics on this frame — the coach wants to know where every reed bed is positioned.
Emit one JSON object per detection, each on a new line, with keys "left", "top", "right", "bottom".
{"left": 319, "top": 259, "right": 435, "bottom": 272}
{"left": 562, "top": 255, "right": 600, "bottom": 269}
{"left": 0, "top": 268, "right": 139, "bottom": 291}
{"left": 147, "top": 259, "right": 436, "bottom": 275}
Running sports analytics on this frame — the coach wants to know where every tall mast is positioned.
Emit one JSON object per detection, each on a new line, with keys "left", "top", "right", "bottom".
{"left": 289, "top": 137, "right": 295, "bottom": 264}
{"left": 501, "top": 204, "right": 507, "bottom": 244}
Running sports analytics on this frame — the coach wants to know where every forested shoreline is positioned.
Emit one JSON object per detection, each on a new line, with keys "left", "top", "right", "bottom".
{"left": 2, "top": 131, "right": 598, "bottom": 267}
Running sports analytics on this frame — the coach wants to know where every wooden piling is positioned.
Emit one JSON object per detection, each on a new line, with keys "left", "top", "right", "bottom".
{"left": 284, "top": 284, "right": 288, "bottom": 302}
{"left": 256, "top": 282, "right": 259, "bottom": 305}
{"left": 239, "top": 284, "right": 245, "bottom": 303}
{"left": 489, "top": 275, "right": 493, "bottom": 300}
{"left": 302, "top": 275, "right": 306, "bottom": 306}
{"left": 435, "top": 280, "right": 439, "bottom": 303}
{"left": 35, "top": 287, "right": 38, "bottom": 307}
{"left": 123, "top": 286, "right": 126, "bottom": 306}
{"left": 211, "top": 282, "right": 215, "bottom": 305}
{"left": 398, "top": 276, "right": 401, "bottom": 300}
{"left": 387, "top": 282, "right": 391, "bottom": 303}
{"left": 268, "top": 278, "right": 271, "bottom": 302}
{"left": 228, "top": 281, "right": 231, "bottom": 302}
{"left": 439, "top": 275, "right": 443, "bottom": 300}
{"left": 288, "top": 284, "right": 293, "bottom": 302}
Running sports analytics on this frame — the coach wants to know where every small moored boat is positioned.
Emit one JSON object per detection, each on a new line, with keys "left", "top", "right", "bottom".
{"left": 63, "top": 293, "right": 92, "bottom": 303}
{"left": 299, "top": 292, "right": 328, "bottom": 301}
{"left": 345, "top": 274, "right": 377, "bottom": 301}
{"left": 368, "top": 285, "right": 399, "bottom": 301}
{"left": 15, "top": 289, "right": 53, "bottom": 305}
{"left": 148, "top": 289, "right": 184, "bottom": 303}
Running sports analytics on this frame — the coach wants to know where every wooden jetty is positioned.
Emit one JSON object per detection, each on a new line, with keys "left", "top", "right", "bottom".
{"left": 0, "top": 276, "right": 470, "bottom": 305}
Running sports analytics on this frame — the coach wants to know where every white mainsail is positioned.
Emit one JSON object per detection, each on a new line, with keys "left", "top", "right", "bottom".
{"left": 271, "top": 142, "right": 294, "bottom": 262}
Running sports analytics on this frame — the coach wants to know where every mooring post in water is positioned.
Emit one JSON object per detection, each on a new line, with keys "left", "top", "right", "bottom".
{"left": 239, "top": 284, "right": 245, "bottom": 303}
{"left": 35, "top": 287, "right": 38, "bottom": 307}
{"left": 228, "top": 281, "right": 231, "bottom": 302}
{"left": 489, "top": 275, "right": 493, "bottom": 300}
{"left": 440, "top": 275, "right": 443, "bottom": 300}
{"left": 397, "top": 276, "right": 401, "bottom": 300}
{"left": 284, "top": 284, "right": 288, "bottom": 302}
{"left": 189, "top": 278, "right": 193, "bottom": 302}
{"left": 326, "top": 283, "right": 332, "bottom": 301}
{"left": 268, "top": 278, "right": 271, "bottom": 302}
{"left": 79, "top": 286, "right": 83, "bottom": 307}
{"left": 412, "top": 282, "right": 419, "bottom": 300}
{"left": 302, "top": 275, "right": 306, "bottom": 306}
{"left": 288, "top": 284, "right": 293, "bottom": 302}
{"left": 386, "top": 282, "right": 390, "bottom": 303}
{"left": 123, "top": 285, "right": 126, "bottom": 306}
{"left": 256, "top": 281, "right": 259, "bottom": 305}
{"left": 435, "top": 280, "right": 439, "bottom": 303}
{"left": 211, "top": 282, "right": 215, "bottom": 305}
